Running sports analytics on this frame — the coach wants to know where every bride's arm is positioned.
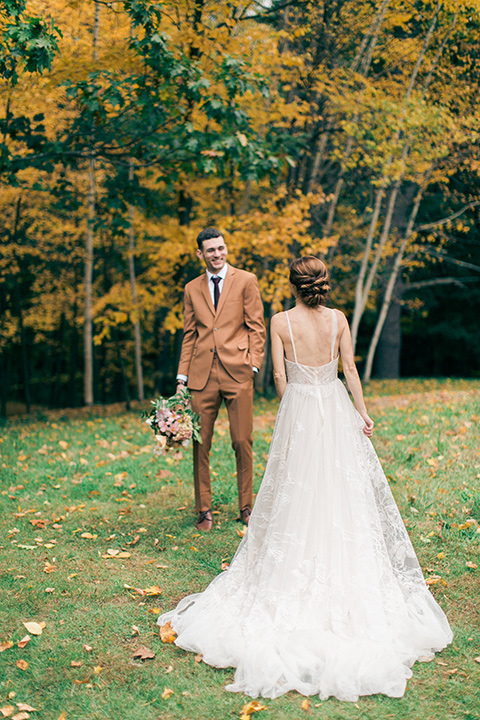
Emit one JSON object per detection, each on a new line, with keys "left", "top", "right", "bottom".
{"left": 270, "top": 314, "right": 287, "bottom": 399}
{"left": 338, "top": 313, "right": 374, "bottom": 437}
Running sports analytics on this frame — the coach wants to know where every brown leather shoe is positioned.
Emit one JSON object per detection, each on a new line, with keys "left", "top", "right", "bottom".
{"left": 240, "top": 506, "right": 252, "bottom": 526}
{"left": 196, "top": 509, "right": 213, "bottom": 532}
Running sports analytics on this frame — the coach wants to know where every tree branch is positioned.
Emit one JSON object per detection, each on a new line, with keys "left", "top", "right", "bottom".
{"left": 414, "top": 200, "right": 480, "bottom": 233}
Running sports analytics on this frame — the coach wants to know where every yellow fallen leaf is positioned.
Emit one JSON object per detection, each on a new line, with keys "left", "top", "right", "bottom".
{"left": 11, "top": 712, "right": 30, "bottom": 720}
{"left": 301, "top": 699, "right": 310, "bottom": 710}
{"left": 161, "top": 688, "right": 174, "bottom": 700}
{"left": 437, "top": 552, "right": 445, "bottom": 560}
{"left": 23, "top": 622, "right": 42, "bottom": 636}
{"left": 240, "top": 700, "right": 266, "bottom": 715}
{"left": 466, "top": 561, "right": 478, "bottom": 569}
{"left": 43, "top": 562, "right": 56, "bottom": 574}
{"left": 70, "top": 661, "right": 82, "bottom": 667}
{"left": 16, "top": 705, "right": 37, "bottom": 713}
{"left": 93, "top": 666, "right": 104, "bottom": 674}
{"left": 80, "top": 533, "right": 97, "bottom": 540}
{"left": 17, "top": 635, "right": 31, "bottom": 649}
{"left": 57, "top": 713, "right": 67, "bottom": 720}
{"left": 115, "top": 552, "right": 131, "bottom": 559}
{"left": 16, "top": 659, "right": 28, "bottom": 671}
{"left": 237, "top": 527, "right": 247, "bottom": 538}
{"left": 0, "top": 641, "right": 14, "bottom": 653}
{"left": 0, "top": 707, "right": 15, "bottom": 718}
{"left": 159, "top": 622, "right": 177, "bottom": 644}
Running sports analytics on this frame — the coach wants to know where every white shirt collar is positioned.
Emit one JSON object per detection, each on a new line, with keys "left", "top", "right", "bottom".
{"left": 206, "top": 263, "right": 228, "bottom": 281}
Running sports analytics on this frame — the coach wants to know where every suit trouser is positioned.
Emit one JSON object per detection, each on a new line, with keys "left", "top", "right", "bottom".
{"left": 190, "top": 356, "right": 254, "bottom": 513}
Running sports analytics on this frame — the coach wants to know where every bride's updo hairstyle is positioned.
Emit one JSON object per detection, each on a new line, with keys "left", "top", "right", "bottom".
{"left": 289, "top": 256, "right": 330, "bottom": 308}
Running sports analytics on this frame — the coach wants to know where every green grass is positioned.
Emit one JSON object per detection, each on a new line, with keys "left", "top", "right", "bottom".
{"left": 0, "top": 379, "right": 479, "bottom": 720}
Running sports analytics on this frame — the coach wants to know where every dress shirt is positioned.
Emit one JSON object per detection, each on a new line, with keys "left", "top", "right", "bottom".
{"left": 206, "top": 264, "right": 228, "bottom": 304}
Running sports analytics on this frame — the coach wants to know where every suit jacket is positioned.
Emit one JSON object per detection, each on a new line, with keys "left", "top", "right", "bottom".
{"left": 178, "top": 264, "right": 266, "bottom": 391}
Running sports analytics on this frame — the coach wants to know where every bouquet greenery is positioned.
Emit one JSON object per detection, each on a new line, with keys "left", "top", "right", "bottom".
{"left": 144, "top": 389, "right": 202, "bottom": 456}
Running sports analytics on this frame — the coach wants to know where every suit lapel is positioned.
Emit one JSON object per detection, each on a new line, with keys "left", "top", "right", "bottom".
{"left": 201, "top": 273, "right": 215, "bottom": 315}
{"left": 216, "top": 265, "right": 234, "bottom": 316}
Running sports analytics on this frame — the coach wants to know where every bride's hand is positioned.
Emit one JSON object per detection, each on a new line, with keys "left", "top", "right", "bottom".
{"left": 361, "top": 413, "right": 374, "bottom": 437}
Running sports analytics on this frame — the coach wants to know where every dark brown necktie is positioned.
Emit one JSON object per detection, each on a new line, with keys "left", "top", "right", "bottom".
{"left": 212, "top": 276, "right": 221, "bottom": 309}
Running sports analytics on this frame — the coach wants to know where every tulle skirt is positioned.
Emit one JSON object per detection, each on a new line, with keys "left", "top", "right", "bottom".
{"left": 158, "top": 365, "right": 452, "bottom": 701}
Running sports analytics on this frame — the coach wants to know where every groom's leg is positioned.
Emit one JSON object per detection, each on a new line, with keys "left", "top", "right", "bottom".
{"left": 191, "top": 359, "right": 222, "bottom": 512}
{"left": 219, "top": 365, "right": 254, "bottom": 512}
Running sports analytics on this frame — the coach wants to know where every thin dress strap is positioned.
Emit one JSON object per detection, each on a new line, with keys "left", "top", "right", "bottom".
{"left": 330, "top": 308, "right": 337, "bottom": 360}
{"left": 285, "top": 312, "right": 298, "bottom": 363}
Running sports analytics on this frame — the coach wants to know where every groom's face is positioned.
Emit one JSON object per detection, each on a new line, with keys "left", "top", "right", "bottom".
{"left": 197, "top": 236, "right": 228, "bottom": 274}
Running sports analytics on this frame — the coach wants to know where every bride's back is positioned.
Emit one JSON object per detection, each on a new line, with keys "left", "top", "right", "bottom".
{"left": 280, "top": 306, "right": 340, "bottom": 367}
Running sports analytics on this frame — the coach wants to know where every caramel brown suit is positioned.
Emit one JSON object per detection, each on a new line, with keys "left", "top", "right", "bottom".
{"left": 178, "top": 264, "right": 265, "bottom": 512}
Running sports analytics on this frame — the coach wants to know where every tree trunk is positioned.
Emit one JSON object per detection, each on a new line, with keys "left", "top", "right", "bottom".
{"left": 114, "top": 327, "right": 131, "bottom": 409}
{"left": 350, "top": 4, "right": 441, "bottom": 350}
{"left": 373, "top": 277, "right": 403, "bottom": 378}
{"left": 84, "top": 155, "right": 95, "bottom": 406}
{"left": 363, "top": 182, "right": 425, "bottom": 381}
{"left": 128, "top": 159, "right": 144, "bottom": 401}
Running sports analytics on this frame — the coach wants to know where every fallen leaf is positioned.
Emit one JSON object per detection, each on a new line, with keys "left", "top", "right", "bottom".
{"left": 43, "top": 562, "right": 56, "bottom": 574}
{"left": 45, "top": 588, "right": 55, "bottom": 593}
{"left": 221, "top": 562, "right": 230, "bottom": 570}
{"left": 124, "top": 584, "right": 161, "bottom": 596}
{"left": 0, "top": 641, "right": 14, "bottom": 653}
{"left": 445, "top": 668, "right": 458, "bottom": 675}
{"left": 194, "top": 653, "right": 203, "bottom": 663}
{"left": 93, "top": 666, "right": 104, "bottom": 674}
{"left": 466, "top": 561, "right": 478, "bottom": 569}
{"left": 73, "top": 678, "right": 90, "bottom": 685}
{"left": 17, "top": 635, "right": 31, "bottom": 649}
{"left": 159, "top": 622, "right": 177, "bottom": 644}
{"left": 165, "top": 664, "right": 173, "bottom": 673}
{"left": 131, "top": 625, "right": 140, "bottom": 636}
{"left": 16, "top": 659, "right": 28, "bottom": 671}
{"left": 132, "top": 646, "right": 155, "bottom": 660}
{"left": 70, "top": 661, "right": 82, "bottom": 667}
{"left": 57, "top": 714, "right": 67, "bottom": 720}
{"left": 237, "top": 527, "right": 247, "bottom": 538}
{"left": 474, "top": 656, "right": 480, "bottom": 663}
{"left": 116, "top": 551, "right": 131, "bottom": 559}
{"left": 23, "top": 622, "right": 42, "bottom": 636}
{"left": 161, "top": 688, "right": 174, "bottom": 700}
{"left": 240, "top": 700, "right": 266, "bottom": 716}
{"left": 83, "top": 644, "right": 92, "bottom": 652}
{"left": 0, "top": 708, "right": 15, "bottom": 718}
{"left": 16, "top": 706, "right": 37, "bottom": 713}
{"left": 301, "top": 699, "right": 310, "bottom": 710}
{"left": 128, "top": 535, "right": 140, "bottom": 546}
{"left": 11, "top": 712, "right": 30, "bottom": 720}
{"left": 80, "top": 533, "right": 97, "bottom": 540}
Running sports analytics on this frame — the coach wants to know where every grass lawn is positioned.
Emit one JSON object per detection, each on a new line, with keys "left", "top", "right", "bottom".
{"left": 0, "top": 378, "right": 479, "bottom": 720}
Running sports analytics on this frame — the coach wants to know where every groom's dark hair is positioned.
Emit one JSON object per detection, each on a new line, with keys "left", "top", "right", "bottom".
{"left": 196, "top": 227, "right": 224, "bottom": 250}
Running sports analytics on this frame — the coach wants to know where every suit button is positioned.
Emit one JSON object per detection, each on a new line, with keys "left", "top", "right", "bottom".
{"left": 210, "top": 348, "right": 213, "bottom": 352}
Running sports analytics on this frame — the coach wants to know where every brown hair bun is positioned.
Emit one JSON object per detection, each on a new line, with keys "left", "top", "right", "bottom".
{"left": 289, "top": 256, "right": 330, "bottom": 308}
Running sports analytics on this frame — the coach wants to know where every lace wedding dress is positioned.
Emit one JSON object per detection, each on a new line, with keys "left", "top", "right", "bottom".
{"left": 158, "top": 309, "right": 452, "bottom": 701}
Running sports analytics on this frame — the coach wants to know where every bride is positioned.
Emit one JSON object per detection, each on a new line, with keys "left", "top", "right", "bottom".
{"left": 158, "top": 256, "right": 452, "bottom": 702}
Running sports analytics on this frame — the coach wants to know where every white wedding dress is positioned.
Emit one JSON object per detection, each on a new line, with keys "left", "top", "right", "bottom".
{"left": 158, "top": 309, "right": 452, "bottom": 701}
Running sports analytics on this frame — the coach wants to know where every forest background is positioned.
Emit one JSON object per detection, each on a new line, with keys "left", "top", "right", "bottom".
{"left": 1, "top": 0, "right": 480, "bottom": 415}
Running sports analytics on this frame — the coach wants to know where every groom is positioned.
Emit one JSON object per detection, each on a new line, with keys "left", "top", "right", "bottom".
{"left": 176, "top": 228, "right": 266, "bottom": 531}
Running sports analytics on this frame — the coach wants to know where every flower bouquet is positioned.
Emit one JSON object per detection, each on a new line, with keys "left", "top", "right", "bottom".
{"left": 144, "top": 389, "right": 202, "bottom": 457}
